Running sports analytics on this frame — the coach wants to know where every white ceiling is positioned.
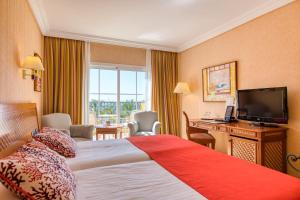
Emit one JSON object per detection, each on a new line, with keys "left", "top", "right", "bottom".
{"left": 29, "top": 0, "right": 293, "bottom": 52}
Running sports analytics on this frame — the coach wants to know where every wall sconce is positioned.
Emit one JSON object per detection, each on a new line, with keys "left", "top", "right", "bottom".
{"left": 21, "top": 53, "right": 44, "bottom": 80}
{"left": 174, "top": 82, "right": 191, "bottom": 94}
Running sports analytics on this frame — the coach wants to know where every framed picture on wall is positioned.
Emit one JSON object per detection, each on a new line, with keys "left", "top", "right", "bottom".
{"left": 202, "top": 61, "right": 237, "bottom": 102}
{"left": 34, "top": 71, "right": 42, "bottom": 92}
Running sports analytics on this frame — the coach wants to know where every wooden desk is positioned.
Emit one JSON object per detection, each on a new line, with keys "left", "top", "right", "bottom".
{"left": 190, "top": 120, "right": 287, "bottom": 172}
{"left": 95, "top": 124, "right": 123, "bottom": 140}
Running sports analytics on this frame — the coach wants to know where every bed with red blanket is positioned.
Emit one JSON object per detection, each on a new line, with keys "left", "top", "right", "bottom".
{"left": 128, "top": 135, "right": 300, "bottom": 200}
{"left": 2, "top": 104, "right": 298, "bottom": 199}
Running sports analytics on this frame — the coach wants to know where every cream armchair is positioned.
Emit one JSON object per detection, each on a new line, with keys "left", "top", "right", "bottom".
{"left": 128, "top": 111, "right": 161, "bottom": 137}
{"left": 41, "top": 113, "right": 94, "bottom": 142}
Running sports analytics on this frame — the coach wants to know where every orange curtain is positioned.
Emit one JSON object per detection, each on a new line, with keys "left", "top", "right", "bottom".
{"left": 151, "top": 50, "right": 180, "bottom": 136}
{"left": 43, "top": 37, "right": 85, "bottom": 124}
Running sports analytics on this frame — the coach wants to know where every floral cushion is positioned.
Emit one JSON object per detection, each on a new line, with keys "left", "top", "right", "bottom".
{"left": 39, "top": 127, "right": 64, "bottom": 134}
{"left": 39, "top": 127, "right": 71, "bottom": 136}
{"left": 0, "top": 141, "right": 76, "bottom": 200}
{"left": 33, "top": 128, "right": 77, "bottom": 158}
{"left": 23, "top": 140, "right": 66, "bottom": 163}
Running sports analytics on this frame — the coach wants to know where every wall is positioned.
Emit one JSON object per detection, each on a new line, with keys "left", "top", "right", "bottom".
{"left": 0, "top": 0, "right": 43, "bottom": 117}
{"left": 90, "top": 42, "right": 146, "bottom": 67}
{"left": 178, "top": 1, "right": 300, "bottom": 177}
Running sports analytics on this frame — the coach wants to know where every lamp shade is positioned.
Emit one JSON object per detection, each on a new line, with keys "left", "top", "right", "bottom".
{"left": 22, "top": 55, "right": 44, "bottom": 71}
{"left": 174, "top": 82, "right": 191, "bottom": 94}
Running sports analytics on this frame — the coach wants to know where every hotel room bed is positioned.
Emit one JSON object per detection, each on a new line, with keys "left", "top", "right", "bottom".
{"left": 67, "top": 139, "right": 150, "bottom": 171}
{"left": 0, "top": 160, "right": 206, "bottom": 200}
{"left": 1, "top": 103, "right": 300, "bottom": 200}
{"left": 75, "top": 160, "right": 206, "bottom": 200}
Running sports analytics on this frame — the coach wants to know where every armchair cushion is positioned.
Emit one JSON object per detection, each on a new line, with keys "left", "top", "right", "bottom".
{"left": 41, "top": 113, "right": 94, "bottom": 141}
{"left": 70, "top": 125, "right": 94, "bottom": 139}
{"left": 41, "top": 113, "right": 72, "bottom": 130}
{"left": 128, "top": 111, "right": 161, "bottom": 136}
{"left": 134, "top": 111, "right": 158, "bottom": 132}
{"left": 135, "top": 131, "right": 156, "bottom": 136}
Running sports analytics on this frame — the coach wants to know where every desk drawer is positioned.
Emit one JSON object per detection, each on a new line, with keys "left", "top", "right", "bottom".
{"left": 191, "top": 121, "right": 216, "bottom": 130}
{"left": 217, "top": 126, "right": 228, "bottom": 132}
{"left": 229, "top": 128, "right": 258, "bottom": 139}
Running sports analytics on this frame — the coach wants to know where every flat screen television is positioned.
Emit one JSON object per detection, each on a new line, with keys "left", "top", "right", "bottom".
{"left": 237, "top": 87, "right": 288, "bottom": 125}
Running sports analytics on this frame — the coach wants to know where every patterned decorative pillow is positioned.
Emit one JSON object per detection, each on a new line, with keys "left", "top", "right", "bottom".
{"left": 0, "top": 141, "right": 76, "bottom": 200}
{"left": 33, "top": 129, "right": 77, "bottom": 158}
{"left": 21, "top": 140, "right": 66, "bottom": 164}
{"left": 39, "top": 127, "right": 71, "bottom": 136}
{"left": 39, "top": 127, "right": 64, "bottom": 134}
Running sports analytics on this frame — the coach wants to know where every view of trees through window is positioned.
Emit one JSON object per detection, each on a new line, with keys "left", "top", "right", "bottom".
{"left": 88, "top": 67, "right": 146, "bottom": 127}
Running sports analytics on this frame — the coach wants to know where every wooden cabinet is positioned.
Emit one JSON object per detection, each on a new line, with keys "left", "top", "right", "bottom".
{"left": 190, "top": 120, "right": 287, "bottom": 172}
{"left": 229, "top": 136, "right": 259, "bottom": 164}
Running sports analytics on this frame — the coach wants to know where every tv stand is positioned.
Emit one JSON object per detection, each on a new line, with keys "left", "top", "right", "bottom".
{"left": 189, "top": 120, "right": 287, "bottom": 172}
{"left": 250, "top": 122, "right": 279, "bottom": 128}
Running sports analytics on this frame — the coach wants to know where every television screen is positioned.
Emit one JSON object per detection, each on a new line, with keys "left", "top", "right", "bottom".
{"left": 237, "top": 87, "right": 288, "bottom": 124}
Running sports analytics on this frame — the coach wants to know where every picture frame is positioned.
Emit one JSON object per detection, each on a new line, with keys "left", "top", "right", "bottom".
{"left": 34, "top": 71, "right": 42, "bottom": 92}
{"left": 202, "top": 61, "right": 237, "bottom": 102}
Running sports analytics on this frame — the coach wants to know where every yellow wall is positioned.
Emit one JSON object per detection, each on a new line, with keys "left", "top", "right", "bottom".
{"left": 0, "top": 0, "right": 43, "bottom": 117}
{"left": 178, "top": 1, "right": 300, "bottom": 177}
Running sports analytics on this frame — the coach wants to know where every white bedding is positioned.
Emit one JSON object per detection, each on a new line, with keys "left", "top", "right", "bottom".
{"left": 76, "top": 138, "right": 130, "bottom": 149}
{"left": 67, "top": 139, "right": 150, "bottom": 171}
{"left": 0, "top": 161, "right": 206, "bottom": 200}
{"left": 76, "top": 160, "right": 207, "bottom": 200}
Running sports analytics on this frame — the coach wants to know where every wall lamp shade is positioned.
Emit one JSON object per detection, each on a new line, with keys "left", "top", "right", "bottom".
{"left": 22, "top": 55, "right": 44, "bottom": 71}
{"left": 174, "top": 82, "right": 191, "bottom": 94}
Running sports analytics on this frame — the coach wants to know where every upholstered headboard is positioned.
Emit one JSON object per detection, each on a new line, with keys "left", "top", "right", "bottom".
{"left": 0, "top": 103, "right": 39, "bottom": 158}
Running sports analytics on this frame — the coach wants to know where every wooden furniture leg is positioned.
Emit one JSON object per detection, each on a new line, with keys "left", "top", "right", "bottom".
{"left": 211, "top": 141, "right": 215, "bottom": 149}
{"left": 120, "top": 129, "right": 122, "bottom": 139}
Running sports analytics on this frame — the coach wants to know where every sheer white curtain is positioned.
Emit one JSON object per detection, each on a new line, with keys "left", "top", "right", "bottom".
{"left": 145, "top": 49, "right": 152, "bottom": 111}
{"left": 82, "top": 42, "right": 90, "bottom": 124}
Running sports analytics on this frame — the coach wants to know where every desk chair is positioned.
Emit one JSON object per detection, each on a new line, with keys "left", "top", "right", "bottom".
{"left": 183, "top": 111, "right": 215, "bottom": 149}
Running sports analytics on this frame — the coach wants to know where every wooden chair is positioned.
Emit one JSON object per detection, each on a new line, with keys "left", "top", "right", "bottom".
{"left": 183, "top": 111, "right": 215, "bottom": 149}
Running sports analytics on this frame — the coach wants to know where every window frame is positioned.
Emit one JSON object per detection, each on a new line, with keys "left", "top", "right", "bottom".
{"left": 87, "top": 63, "right": 146, "bottom": 125}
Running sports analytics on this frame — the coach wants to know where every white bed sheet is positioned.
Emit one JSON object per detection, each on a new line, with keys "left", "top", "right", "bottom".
{"left": 67, "top": 139, "right": 150, "bottom": 171}
{"left": 76, "top": 138, "right": 130, "bottom": 149}
{"left": 75, "top": 160, "right": 207, "bottom": 200}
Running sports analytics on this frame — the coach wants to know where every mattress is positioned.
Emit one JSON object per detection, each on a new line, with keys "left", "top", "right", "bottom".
{"left": 67, "top": 139, "right": 150, "bottom": 171}
{"left": 75, "top": 160, "right": 206, "bottom": 200}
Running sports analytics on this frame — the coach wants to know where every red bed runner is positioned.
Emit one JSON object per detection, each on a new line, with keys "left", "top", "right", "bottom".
{"left": 128, "top": 135, "right": 300, "bottom": 200}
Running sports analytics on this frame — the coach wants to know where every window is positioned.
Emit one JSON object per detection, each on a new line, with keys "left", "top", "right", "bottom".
{"left": 88, "top": 66, "right": 146, "bottom": 126}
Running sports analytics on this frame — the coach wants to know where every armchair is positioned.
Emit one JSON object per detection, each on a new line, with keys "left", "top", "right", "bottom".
{"left": 41, "top": 113, "right": 94, "bottom": 142}
{"left": 128, "top": 111, "right": 161, "bottom": 137}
